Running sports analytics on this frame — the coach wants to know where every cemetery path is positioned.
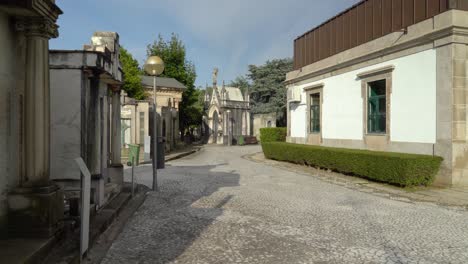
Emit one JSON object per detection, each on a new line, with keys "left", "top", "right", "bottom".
{"left": 102, "top": 145, "right": 468, "bottom": 264}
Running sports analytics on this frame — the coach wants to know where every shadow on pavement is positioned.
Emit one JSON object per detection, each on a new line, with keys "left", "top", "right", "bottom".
{"left": 104, "top": 163, "right": 239, "bottom": 264}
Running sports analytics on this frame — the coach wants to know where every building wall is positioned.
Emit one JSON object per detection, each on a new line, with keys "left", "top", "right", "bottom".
{"left": 253, "top": 113, "right": 277, "bottom": 138}
{"left": 289, "top": 49, "right": 437, "bottom": 145}
{"left": 50, "top": 69, "right": 82, "bottom": 180}
{"left": 136, "top": 102, "right": 150, "bottom": 145}
{"left": 290, "top": 104, "right": 307, "bottom": 138}
{"left": 121, "top": 101, "right": 179, "bottom": 156}
{"left": 0, "top": 10, "right": 17, "bottom": 233}
{"left": 147, "top": 88, "right": 183, "bottom": 111}
{"left": 121, "top": 104, "right": 136, "bottom": 147}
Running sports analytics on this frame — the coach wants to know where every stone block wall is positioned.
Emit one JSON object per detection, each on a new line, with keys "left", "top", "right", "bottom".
{"left": 253, "top": 113, "right": 277, "bottom": 138}
{"left": 449, "top": 43, "right": 468, "bottom": 186}
{"left": 434, "top": 42, "right": 468, "bottom": 186}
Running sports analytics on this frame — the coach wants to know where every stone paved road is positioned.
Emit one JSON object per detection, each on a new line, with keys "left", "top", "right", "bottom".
{"left": 102, "top": 145, "right": 468, "bottom": 264}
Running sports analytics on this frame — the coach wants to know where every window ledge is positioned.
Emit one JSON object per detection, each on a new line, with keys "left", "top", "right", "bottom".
{"left": 365, "top": 133, "right": 387, "bottom": 137}
{"left": 357, "top": 65, "right": 395, "bottom": 79}
{"left": 303, "top": 83, "right": 324, "bottom": 91}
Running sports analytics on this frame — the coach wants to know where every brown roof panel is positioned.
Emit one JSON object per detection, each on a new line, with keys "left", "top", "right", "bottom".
{"left": 293, "top": 0, "right": 457, "bottom": 70}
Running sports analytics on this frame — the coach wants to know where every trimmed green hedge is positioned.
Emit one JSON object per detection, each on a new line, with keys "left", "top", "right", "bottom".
{"left": 262, "top": 142, "right": 442, "bottom": 187}
{"left": 260, "top": 127, "right": 287, "bottom": 142}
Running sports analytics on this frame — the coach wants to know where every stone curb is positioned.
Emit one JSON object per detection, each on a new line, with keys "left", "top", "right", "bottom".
{"left": 82, "top": 184, "right": 151, "bottom": 264}
{"left": 43, "top": 184, "right": 150, "bottom": 264}
{"left": 165, "top": 147, "right": 201, "bottom": 162}
{"left": 137, "top": 146, "right": 202, "bottom": 166}
{"left": 244, "top": 152, "right": 468, "bottom": 211}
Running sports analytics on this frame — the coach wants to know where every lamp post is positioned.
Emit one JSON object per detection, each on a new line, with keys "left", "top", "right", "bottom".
{"left": 144, "top": 56, "right": 165, "bottom": 191}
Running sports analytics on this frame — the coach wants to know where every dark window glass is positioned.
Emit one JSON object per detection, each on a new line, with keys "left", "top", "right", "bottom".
{"left": 310, "top": 93, "right": 321, "bottom": 133}
{"left": 367, "top": 80, "right": 386, "bottom": 134}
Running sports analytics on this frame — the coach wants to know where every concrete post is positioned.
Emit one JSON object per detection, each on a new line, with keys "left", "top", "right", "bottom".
{"left": 111, "top": 87, "right": 122, "bottom": 165}
{"left": 227, "top": 110, "right": 232, "bottom": 146}
{"left": 109, "top": 86, "right": 123, "bottom": 187}
{"left": 246, "top": 111, "right": 251, "bottom": 137}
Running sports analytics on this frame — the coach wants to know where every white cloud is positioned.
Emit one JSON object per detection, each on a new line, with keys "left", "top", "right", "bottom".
{"left": 106, "top": 0, "right": 361, "bottom": 82}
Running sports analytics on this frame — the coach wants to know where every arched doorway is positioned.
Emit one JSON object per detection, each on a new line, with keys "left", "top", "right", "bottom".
{"left": 212, "top": 111, "right": 219, "bottom": 143}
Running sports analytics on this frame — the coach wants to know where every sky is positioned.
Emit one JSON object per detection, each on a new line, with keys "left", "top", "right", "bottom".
{"left": 51, "top": 0, "right": 359, "bottom": 87}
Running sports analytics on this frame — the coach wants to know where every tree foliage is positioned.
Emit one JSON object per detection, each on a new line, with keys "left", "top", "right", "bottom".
{"left": 228, "top": 76, "right": 250, "bottom": 95}
{"left": 245, "top": 58, "right": 292, "bottom": 126}
{"left": 147, "top": 34, "right": 202, "bottom": 135}
{"left": 120, "top": 47, "right": 145, "bottom": 100}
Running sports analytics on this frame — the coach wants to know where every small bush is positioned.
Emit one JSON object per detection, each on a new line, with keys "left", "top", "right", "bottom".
{"left": 261, "top": 142, "right": 443, "bottom": 187}
{"left": 260, "top": 127, "right": 287, "bottom": 142}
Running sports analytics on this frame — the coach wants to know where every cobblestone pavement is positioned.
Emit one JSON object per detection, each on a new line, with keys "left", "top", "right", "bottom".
{"left": 102, "top": 145, "right": 468, "bottom": 264}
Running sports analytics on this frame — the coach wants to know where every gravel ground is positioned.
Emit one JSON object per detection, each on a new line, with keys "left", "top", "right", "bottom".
{"left": 102, "top": 145, "right": 468, "bottom": 264}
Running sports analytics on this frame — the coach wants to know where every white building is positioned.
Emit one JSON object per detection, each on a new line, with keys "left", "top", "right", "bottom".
{"left": 286, "top": 2, "right": 468, "bottom": 187}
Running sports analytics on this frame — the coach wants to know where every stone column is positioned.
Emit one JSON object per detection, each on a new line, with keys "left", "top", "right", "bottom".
{"left": 246, "top": 111, "right": 251, "bottom": 137}
{"left": 109, "top": 86, "right": 123, "bottom": 187}
{"left": 19, "top": 18, "right": 57, "bottom": 186}
{"left": 111, "top": 87, "right": 122, "bottom": 165}
{"left": 87, "top": 74, "right": 101, "bottom": 176}
{"left": 242, "top": 111, "right": 247, "bottom": 136}
{"left": 8, "top": 17, "right": 63, "bottom": 237}
{"left": 227, "top": 110, "right": 232, "bottom": 146}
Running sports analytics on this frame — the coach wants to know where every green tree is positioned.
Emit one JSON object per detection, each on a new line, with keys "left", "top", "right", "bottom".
{"left": 228, "top": 76, "right": 250, "bottom": 95}
{"left": 147, "top": 34, "right": 201, "bottom": 138}
{"left": 120, "top": 47, "right": 146, "bottom": 100}
{"left": 248, "top": 58, "right": 293, "bottom": 126}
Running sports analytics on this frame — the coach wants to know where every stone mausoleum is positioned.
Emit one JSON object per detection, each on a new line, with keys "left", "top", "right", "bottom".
{"left": 49, "top": 32, "right": 124, "bottom": 210}
{"left": 203, "top": 69, "right": 251, "bottom": 145}
{"left": 121, "top": 76, "right": 186, "bottom": 163}
{"left": 0, "top": 0, "right": 63, "bottom": 237}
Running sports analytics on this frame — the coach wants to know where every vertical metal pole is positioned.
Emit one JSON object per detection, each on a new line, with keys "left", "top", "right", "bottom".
{"left": 152, "top": 75, "right": 159, "bottom": 191}
{"left": 131, "top": 156, "right": 135, "bottom": 197}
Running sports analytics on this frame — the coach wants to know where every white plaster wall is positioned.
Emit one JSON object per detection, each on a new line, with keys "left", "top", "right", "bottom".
{"left": 50, "top": 69, "right": 82, "bottom": 180}
{"left": 290, "top": 103, "right": 307, "bottom": 138}
{"left": 321, "top": 73, "right": 363, "bottom": 140}
{"left": 290, "top": 49, "right": 437, "bottom": 143}
{"left": 390, "top": 51, "right": 436, "bottom": 143}
{"left": 0, "top": 11, "right": 16, "bottom": 227}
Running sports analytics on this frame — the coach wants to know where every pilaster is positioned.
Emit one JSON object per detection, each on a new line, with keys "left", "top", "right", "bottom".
{"left": 450, "top": 43, "right": 468, "bottom": 186}
{"left": 7, "top": 15, "right": 63, "bottom": 237}
{"left": 435, "top": 41, "right": 468, "bottom": 187}
{"left": 110, "top": 86, "right": 122, "bottom": 165}
{"left": 109, "top": 86, "right": 123, "bottom": 188}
